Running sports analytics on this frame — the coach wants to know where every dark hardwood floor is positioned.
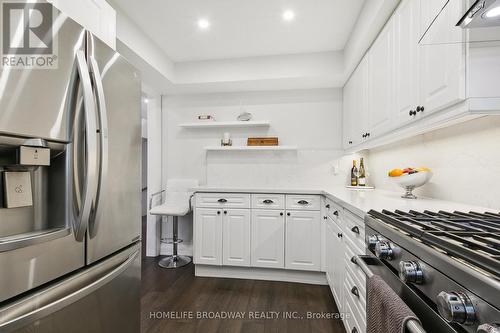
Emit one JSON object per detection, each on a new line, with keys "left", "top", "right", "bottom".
{"left": 140, "top": 217, "right": 345, "bottom": 333}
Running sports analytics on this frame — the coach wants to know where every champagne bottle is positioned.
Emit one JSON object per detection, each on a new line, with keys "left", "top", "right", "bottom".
{"left": 358, "top": 158, "right": 366, "bottom": 186}
{"left": 351, "top": 160, "right": 358, "bottom": 186}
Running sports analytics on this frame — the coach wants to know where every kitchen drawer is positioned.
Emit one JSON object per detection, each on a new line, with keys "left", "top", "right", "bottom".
{"left": 251, "top": 194, "right": 285, "bottom": 210}
{"left": 344, "top": 296, "right": 366, "bottom": 333}
{"left": 344, "top": 239, "right": 367, "bottom": 296}
{"left": 343, "top": 211, "right": 365, "bottom": 252}
{"left": 324, "top": 198, "right": 342, "bottom": 223}
{"left": 344, "top": 277, "right": 367, "bottom": 333}
{"left": 344, "top": 209, "right": 365, "bottom": 229}
{"left": 286, "top": 195, "right": 321, "bottom": 211}
{"left": 344, "top": 259, "right": 367, "bottom": 313}
{"left": 195, "top": 193, "right": 250, "bottom": 209}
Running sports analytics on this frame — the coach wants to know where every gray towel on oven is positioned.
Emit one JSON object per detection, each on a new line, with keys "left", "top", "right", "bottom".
{"left": 367, "top": 275, "right": 422, "bottom": 333}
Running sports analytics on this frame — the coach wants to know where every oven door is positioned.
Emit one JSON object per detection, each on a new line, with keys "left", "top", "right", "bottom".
{"left": 358, "top": 253, "right": 458, "bottom": 333}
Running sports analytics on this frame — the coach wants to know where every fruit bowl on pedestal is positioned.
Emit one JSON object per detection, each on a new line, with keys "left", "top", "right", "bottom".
{"left": 389, "top": 168, "right": 433, "bottom": 199}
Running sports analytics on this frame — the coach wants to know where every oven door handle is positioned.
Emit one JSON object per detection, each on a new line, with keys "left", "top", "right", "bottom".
{"left": 351, "top": 255, "right": 427, "bottom": 333}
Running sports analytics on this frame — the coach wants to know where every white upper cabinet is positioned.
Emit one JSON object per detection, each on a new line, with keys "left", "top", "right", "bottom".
{"left": 342, "top": 0, "right": 472, "bottom": 151}
{"left": 343, "top": 57, "right": 369, "bottom": 149}
{"left": 50, "top": 0, "right": 116, "bottom": 49}
{"left": 419, "top": 0, "right": 465, "bottom": 114}
{"left": 393, "top": 0, "right": 421, "bottom": 126}
{"left": 368, "top": 18, "right": 395, "bottom": 136}
{"left": 419, "top": 0, "right": 449, "bottom": 39}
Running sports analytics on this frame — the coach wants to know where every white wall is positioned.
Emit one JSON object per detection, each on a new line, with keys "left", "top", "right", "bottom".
{"left": 160, "top": 88, "right": 343, "bottom": 255}
{"left": 366, "top": 116, "right": 500, "bottom": 209}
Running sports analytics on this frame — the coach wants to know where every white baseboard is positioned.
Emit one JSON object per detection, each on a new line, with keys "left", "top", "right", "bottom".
{"left": 195, "top": 265, "right": 328, "bottom": 285}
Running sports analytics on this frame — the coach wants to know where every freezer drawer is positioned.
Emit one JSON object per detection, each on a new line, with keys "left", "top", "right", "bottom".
{"left": 0, "top": 243, "right": 141, "bottom": 333}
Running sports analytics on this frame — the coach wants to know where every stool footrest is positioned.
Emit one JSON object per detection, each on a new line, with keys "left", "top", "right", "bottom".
{"left": 160, "top": 237, "right": 183, "bottom": 245}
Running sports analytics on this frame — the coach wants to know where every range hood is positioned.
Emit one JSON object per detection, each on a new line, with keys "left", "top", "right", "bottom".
{"left": 457, "top": 0, "right": 500, "bottom": 28}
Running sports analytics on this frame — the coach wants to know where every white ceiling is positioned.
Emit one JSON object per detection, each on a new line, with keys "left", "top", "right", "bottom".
{"left": 112, "top": 0, "right": 365, "bottom": 62}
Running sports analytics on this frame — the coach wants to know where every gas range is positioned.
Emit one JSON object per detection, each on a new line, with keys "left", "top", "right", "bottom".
{"left": 364, "top": 210, "right": 500, "bottom": 333}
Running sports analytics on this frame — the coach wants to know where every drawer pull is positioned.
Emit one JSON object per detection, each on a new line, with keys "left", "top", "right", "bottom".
{"left": 351, "top": 226, "right": 360, "bottom": 234}
{"left": 325, "top": 204, "right": 330, "bottom": 209}
{"left": 333, "top": 211, "right": 339, "bottom": 216}
{"left": 280, "top": 212, "right": 284, "bottom": 216}
{"left": 217, "top": 198, "right": 227, "bottom": 203}
{"left": 351, "top": 328, "right": 358, "bottom": 333}
{"left": 297, "top": 200, "right": 309, "bottom": 205}
{"left": 337, "top": 233, "right": 343, "bottom": 239}
{"left": 263, "top": 199, "right": 274, "bottom": 204}
{"left": 217, "top": 211, "right": 221, "bottom": 215}
{"left": 351, "top": 286, "right": 359, "bottom": 298}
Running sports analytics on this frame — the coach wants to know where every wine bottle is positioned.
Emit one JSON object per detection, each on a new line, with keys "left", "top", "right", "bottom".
{"left": 351, "top": 160, "right": 358, "bottom": 186}
{"left": 358, "top": 158, "right": 366, "bottom": 186}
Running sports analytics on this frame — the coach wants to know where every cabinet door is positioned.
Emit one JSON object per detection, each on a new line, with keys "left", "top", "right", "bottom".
{"left": 342, "top": 74, "right": 355, "bottom": 149}
{"left": 194, "top": 208, "right": 222, "bottom": 265}
{"left": 330, "top": 220, "right": 345, "bottom": 312}
{"left": 419, "top": 0, "right": 465, "bottom": 114}
{"left": 285, "top": 211, "right": 321, "bottom": 271}
{"left": 251, "top": 210, "right": 285, "bottom": 268}
{"left": 394, "top": 0, "right": 421, "bottom": 126}
{"left": 223, "top": 209, "right": 251, "bottom": 267}
{"left": 368, "top": 18, "right": 395, "bottom": 137}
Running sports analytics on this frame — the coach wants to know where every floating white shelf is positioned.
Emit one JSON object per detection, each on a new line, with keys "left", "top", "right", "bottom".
{"left": 205, "top": 145, "right": 298, "bottom": 151}
{"left": 179, "top": 121, "right": 270, "bottom": 129}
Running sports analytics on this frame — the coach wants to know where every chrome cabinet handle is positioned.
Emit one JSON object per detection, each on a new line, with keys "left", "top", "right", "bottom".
{"left": 333, "top": 211, "right": 339, "bottom": 216}
{"left": 70, "top": 50, "right": 98, "bottom": 242}
{"left": 325, "top": 204, "right": 330, "bottom": 209}
{"left": 337, "top": 233, "right": 343, "bottom": 238}
{"left": 263, "top": 199, "right": 274, "bottom": 204}
{"left": 297, "top": 200, "right": 309, "bottom": 205}
{"left": 218, "top": 198, "right": 227, "bottom": 203}
{"left": 351, "top": 286, "right": 359, "bottom": 297}
{"left": 351, "top": 226, "right": 360, "bottom": 234}
{"left": 88, "top": 55, "right": 109, "bottom": 239}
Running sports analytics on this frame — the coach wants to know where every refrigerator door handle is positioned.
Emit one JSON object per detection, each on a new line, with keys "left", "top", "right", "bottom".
{"left": 0, "top": 227, "right": 70, "bottom": 253}
{"left": 0, "top": 245, "right": 140, "bottom": 333}
{"left": 70, "top": 50, "right": 99, "bottom": 242}
{"left": 87, "top": 56, "right": 109, "bottom": 238}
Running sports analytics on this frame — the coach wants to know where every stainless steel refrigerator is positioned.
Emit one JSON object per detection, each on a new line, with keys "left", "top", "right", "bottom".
{"left": 0, "top": 1, "right": 141, "bottom": 332}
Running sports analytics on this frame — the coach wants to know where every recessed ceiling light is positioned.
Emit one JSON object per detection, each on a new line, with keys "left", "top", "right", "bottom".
{"left": 485, "top": 6, "right": 500, "bottom": 18}
{"left": 197, "top": 18, "right": 210, "bottom": 30}
{"left": 282, "top": 10, "right": 295, "bottom": 21}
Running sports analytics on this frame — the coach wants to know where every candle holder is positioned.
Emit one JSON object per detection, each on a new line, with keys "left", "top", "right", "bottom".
{"left": 221, "top": 139, "right": 232, "bottom": 146}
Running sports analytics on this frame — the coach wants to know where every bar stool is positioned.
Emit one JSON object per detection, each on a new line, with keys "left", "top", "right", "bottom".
{"left": 149, "top": 180, "right": 197, "bottom": 268}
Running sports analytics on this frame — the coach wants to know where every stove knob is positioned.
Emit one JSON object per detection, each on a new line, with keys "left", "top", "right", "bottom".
{"left": 367, "top": 235, "right": 381, "bottom": 251}
{"left": 477, "top": 324, "right": 500, "bottom": 333}
{"left": 436, "top": 291, "right": 476, "bottom": 325}
{"left": 399, "top": 261, "right": 424, "bottom": 284}
{"left": 375, "top": 240, "right": 395, "bottom": 260}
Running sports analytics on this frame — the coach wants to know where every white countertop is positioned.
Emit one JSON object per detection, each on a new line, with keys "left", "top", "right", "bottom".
{"left": 193, "top": 186, "right": 498, "bottom": 218}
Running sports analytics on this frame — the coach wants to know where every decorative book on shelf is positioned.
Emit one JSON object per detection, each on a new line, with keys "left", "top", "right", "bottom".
{"left": 247, "top": 137, "right": 279, "bottom": 146}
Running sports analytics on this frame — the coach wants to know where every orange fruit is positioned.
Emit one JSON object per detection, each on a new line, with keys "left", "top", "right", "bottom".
{"left": 388, "top": 169, "right": 404, "bottom": 177}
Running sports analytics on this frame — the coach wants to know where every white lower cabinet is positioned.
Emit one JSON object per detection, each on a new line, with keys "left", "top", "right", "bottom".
{"left": 285, "top": 210, "right": 321, "bottom": 271}
{"left": 222, "top": 209, "right": 251, "bottom": 267}
{"left": 251, "top": 209, "right": 285, "bottom": 268}
{"left": 326, "top": 218, "right": 345, "bottom": 312}
{"left": 194, "top": 208, "right": 223, "bottom": 265}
